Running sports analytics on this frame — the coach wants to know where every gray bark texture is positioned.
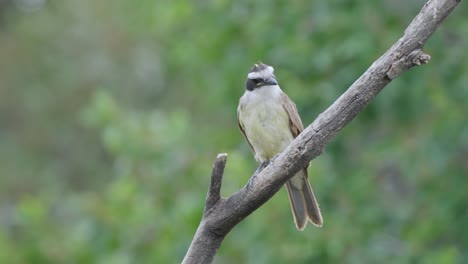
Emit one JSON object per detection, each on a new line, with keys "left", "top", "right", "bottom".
{"left": 182, "top": 0, "right": 461, "bottom": 263}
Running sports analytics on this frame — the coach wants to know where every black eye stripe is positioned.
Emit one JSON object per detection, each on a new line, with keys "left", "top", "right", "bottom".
{"left": 252, "top": 78, "right": 263, "bottom": 84}
{"left": 245, "top": 78, "right": 259, "bottom": 91}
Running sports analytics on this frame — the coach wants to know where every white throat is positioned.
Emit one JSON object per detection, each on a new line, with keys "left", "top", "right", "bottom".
{"left": 245, "top": 85, "right": 282, "bottom": 102}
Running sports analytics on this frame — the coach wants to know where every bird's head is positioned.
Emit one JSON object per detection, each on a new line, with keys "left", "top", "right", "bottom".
{"left": 245, "top": 62, "right": 278, "bottom": 91}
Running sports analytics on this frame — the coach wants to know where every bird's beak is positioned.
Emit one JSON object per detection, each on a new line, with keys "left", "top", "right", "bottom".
{"left": 264, "top": 78, "right": 278, "bottom": 86}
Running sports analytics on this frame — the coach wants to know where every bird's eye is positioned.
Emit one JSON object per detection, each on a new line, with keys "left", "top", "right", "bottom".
{"left": 252, "top": 78, "right": 263, "bottom": 85}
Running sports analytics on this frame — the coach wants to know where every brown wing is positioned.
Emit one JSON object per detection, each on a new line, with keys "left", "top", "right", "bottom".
{"left": 237, "top": 100, "right": 256, "bottom": 155}
{"left": 280, "top": 91, "right": 311, "bottom": 172}
{"left": 280, "top": 92, "right": 304, "bottom": 138}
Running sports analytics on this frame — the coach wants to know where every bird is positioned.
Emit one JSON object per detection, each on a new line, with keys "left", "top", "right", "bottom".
{"left": 237, "top": 62, "right": 323, "bottom": 230}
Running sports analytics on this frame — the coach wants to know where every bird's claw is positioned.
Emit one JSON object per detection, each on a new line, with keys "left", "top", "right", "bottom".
{"left": 257, "top": 160, "right": 270, "bottom": 172}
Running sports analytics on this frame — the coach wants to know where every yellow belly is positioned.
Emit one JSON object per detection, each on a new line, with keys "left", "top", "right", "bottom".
{"left": 243, "top": 101, "right": 294, "bottom": 162}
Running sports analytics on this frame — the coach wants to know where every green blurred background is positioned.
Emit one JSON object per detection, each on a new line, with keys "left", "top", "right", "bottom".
{"left": 0, "top": 0, "right": 467, "bottom": 263}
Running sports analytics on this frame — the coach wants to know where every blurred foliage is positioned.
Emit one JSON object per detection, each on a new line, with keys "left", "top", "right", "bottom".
{"left": 0, "top": 0, "right": 467, "bottom": 263}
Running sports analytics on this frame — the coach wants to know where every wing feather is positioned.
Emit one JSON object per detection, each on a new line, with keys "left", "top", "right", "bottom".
{"left": 280, "top": 92, "right": 304, "bottom": 138}
{"left": 237, "top": 99, "right": 256, "bottom": 155}
{"left": 280, "top": 91, "right": 310, "bottom": 172}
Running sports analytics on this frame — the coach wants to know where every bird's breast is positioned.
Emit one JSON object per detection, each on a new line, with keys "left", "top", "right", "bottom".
{"left": 241, "top": 93, "right": 294, "bottom": 161}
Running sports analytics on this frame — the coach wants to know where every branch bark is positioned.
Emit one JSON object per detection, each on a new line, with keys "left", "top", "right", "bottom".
{"left": 182, "top": 0, "right": 461, "bottom": 263}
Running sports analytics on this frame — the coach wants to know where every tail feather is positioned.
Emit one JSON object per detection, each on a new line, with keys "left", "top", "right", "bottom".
{"left": 285, "top": 169, "right": 323, "bottom": 230}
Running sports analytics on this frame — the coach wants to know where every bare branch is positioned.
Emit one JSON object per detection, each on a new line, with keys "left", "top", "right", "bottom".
{"left": 183, "top": 0, "right": 461, "bottom": 263}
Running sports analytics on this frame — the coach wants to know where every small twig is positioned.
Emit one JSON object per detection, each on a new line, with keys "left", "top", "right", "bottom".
{"left": 387, "top": 50, "right": 431, "bottom": 79}
{"left": 205, "top": 153, "right": 227, "bottom": 211}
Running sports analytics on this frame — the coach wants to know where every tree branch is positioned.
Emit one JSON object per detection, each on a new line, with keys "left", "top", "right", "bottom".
{"left": 182, "top": 0, "right": 461, "bottom": 263}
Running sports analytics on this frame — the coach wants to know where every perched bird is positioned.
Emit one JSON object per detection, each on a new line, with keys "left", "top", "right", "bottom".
{"left": 237, "top": 63, "right": 323, "bottom": 230}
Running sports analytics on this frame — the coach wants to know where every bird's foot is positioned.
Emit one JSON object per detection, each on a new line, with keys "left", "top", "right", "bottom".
{"left": 257, "top": 160, "right": 270, "bottom": 172}
{"left": 248, "top": 160, "right": 271, "bottom": 189}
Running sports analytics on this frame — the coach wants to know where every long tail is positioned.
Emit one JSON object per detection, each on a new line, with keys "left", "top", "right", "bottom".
{"left": 285, "top": 169, "right": 323, "bottom": 230}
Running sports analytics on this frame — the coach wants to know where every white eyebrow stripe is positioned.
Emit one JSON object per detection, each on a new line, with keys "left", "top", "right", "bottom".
{"left": 247, "top": 71, "right": 263, "bottom": 79}
{"left": 247, "top": 66, "right": 274, "bottom": 79}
